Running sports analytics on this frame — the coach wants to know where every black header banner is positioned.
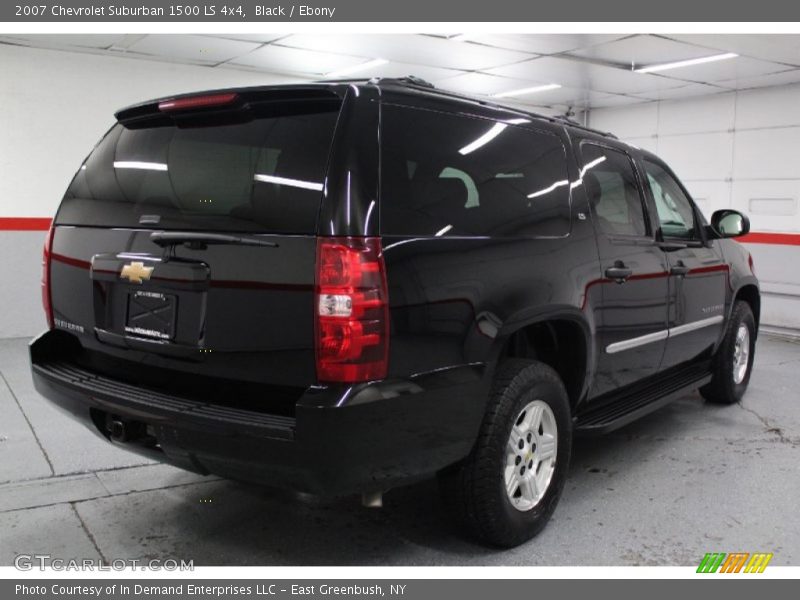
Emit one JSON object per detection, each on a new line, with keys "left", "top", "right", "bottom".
{"left": 2, "top": 0, "right": 800, "bottom": 22}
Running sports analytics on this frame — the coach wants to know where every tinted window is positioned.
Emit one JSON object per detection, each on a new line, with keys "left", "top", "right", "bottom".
{"left": 380, "top": 105, "right": 571, "bottom": 237}
{"left": 56, "top": 107, "right": 340, "bottom": 233}
{"left": 644, "top": 160, "right": 697, "bottom": 240}
{"left": 581, "top": 144, "right": 648, "bottom": 237}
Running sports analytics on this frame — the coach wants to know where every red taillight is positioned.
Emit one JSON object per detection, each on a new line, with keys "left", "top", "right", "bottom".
{"left": 158, "top": 92, "right": 239, "bottom": 112}
{"left": 315, "top": 237, "right": 389, "bottom": 383}
{"left": 41, "top": 225, "right": 55, "bottom": 330}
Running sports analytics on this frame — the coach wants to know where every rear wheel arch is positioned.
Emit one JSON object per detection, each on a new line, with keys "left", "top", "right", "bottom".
{"left": 438, "top": 358, "right": 573, "bottom": 547}
{"left": 496, "top": 314, "right": 591, "bottom": 410}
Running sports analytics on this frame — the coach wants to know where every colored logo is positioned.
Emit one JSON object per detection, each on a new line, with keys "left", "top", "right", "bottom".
{"left": 120, "top": 261, "right": 154, "bottom": 284}
{"left": 697, "top": 552, "right": 773, "bottom": 573}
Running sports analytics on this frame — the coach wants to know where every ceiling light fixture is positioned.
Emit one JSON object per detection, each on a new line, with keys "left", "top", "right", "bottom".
{"left": 579, "top": 156, "right": 607, "bottom": 177}
{"left": 528, "top": 179, "right": 569, "bottom": 199}
{"left": 113, "top": 161, "right": 168, "bottom": 172}
{"left": 458, "top": 123, "right": 508, "bottom": 155}
{"left": 253, "top": 174, "right": 323, "bottom": 191}
{"left": 492, "top": 84, "right": 562, "bottom": 98}
{"left": 435, "top": 225, "right": 453, "bottom": 236}
{"left": 634, "top": 52, "right": 738, "bottom": 74}
{"left": 325, "top": 58, "right": 388, "bottom": 78}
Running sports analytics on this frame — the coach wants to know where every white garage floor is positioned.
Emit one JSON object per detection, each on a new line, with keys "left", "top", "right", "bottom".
{"left": 1, "top": 335, "right": 798, "bottom": 566}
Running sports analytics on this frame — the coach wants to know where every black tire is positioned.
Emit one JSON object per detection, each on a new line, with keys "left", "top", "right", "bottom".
{"left": 438, "top": 359, "right": 572, "bottom": 548}
{"left": 700, "top": 301, "right": 756, "bottom": 404}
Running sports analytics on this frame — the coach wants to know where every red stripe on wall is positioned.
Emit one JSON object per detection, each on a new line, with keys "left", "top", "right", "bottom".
{"left": 1, "top": 217, "right": 800, "bottom": 246}
{"left": 739, "top": 232, "right": 800, "bottom": 246}
{"left": 0, "top": 217, "right": 52, "bottom": 231}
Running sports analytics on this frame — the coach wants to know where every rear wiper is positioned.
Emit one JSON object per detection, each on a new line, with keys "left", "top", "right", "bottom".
{"left": 149, "top": 231, "right": 279, "bottom": 249}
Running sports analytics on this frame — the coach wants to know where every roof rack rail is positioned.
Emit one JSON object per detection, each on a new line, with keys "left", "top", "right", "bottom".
{"left": 368, "top": 76, "right": 436, "bottom": 89}
{"left": 552, "top": 115, "right": 581, "bottom": 127}
{"left": 314, "top": 77, "right": 371, "bottom": 84}
{"left": 362, "top": 76, "right": 620, "bottom": 141}
{"left": 551, "top": 115, "right": 618, "bottom": 139}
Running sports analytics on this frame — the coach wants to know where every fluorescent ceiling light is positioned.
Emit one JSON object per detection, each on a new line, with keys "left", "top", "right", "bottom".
{"left": 579, "top": 156, "right": 607, "bottom": 177}
{"left": 458, "top": 123, "right": 508, "bottom": 155}
{"left": 435, "top": 224, "right": 453, "bottom": 236}
{"left": 325, "top": 58, "right": 388, "bottom": 78}
{"left": 253, "top": 174, "right": 323, "bottom": 192}
{"left": 528, "top": 179, "right": 569, "bottom": 199}
{"left": 113, "top": 161, "right": 168, "bottom": 171}
{"left": 568, "top": 156, "right": 608, "bottom": 190}
{"left": 634, "top": 52, "right": 738, "bottom": 74}
{"left": 492, "top": 84, "right": 562, "bottom": 99}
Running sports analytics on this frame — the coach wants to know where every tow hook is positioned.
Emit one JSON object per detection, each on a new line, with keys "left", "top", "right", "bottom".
{"left": 105, "top": 415, "right": 146, "bottom": 443}
{"left": 109, "top": 419, "right": 127, "bottom": 442}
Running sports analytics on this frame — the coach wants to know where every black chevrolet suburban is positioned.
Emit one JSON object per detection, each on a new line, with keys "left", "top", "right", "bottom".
{"left": 30, "top": 78, "right": 759, "bottom": 547}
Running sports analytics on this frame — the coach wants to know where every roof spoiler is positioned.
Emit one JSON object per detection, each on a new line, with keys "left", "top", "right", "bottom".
{"left": 115, "top": 86, "right": 345, "bottom": 128}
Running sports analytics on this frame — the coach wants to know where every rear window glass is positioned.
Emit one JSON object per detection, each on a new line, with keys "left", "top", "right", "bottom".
{"left": 56, "top": 106, "right": 340, "bottom": 233}
{"left": 380, "top": 105, "right": 571, "bottom": 238}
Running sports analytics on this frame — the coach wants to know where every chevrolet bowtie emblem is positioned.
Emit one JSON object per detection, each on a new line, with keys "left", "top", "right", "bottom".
{"left": 120, "top": 261, "right": 154, "bottom": 284}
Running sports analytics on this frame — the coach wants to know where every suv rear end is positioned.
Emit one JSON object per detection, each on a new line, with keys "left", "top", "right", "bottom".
{"left": 31, "top": 83, "right": 484, "bottom": 496}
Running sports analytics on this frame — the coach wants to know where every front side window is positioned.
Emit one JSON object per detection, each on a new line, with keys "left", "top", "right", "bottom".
{"left": 581, "top": 144, "right": 649, "bottom": 238}
{"left": 643, "top": 160, "right": 697, "bottom": 240}
{"left": 380, "top": 105, "right": 572, "bottom": 238}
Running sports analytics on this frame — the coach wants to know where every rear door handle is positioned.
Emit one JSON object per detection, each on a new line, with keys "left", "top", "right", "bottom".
{"left": 670, "top": 261, "right": 690, "bottom": 276}
{"left": 605, "top": 262, "right": 633, "bottom": 283}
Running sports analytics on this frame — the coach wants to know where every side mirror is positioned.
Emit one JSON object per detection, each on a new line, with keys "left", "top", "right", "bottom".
{"left": 708, "top": 209, "right": 750, "bottom": 239}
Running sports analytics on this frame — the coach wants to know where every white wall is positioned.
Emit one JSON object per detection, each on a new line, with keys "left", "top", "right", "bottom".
{"left": 0, "top": 43, "right": 297, "bottom": 220}
{"left": 589, "top": 85, "right": 800, "bottom": 335}
{"left": 0, "top": 44, "right": 297, "bottom": 338}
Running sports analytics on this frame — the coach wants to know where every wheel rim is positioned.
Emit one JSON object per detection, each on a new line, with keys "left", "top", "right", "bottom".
{"left": 504, "top": 399, "right": 558, "bottom": 512}
{"left": 732, "top": 323, "right": 751, "bottom": 385}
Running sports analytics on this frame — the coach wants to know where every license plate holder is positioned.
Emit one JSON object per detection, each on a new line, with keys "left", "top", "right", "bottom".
{"left": 125, "top": 290, "right": 177, "bottom": 341}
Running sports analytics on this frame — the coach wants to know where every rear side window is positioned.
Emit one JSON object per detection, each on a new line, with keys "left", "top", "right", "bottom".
{"left": 380, "top": 105, "right": 571, "bottom": 238}
{"left": 56, "top": 106, "right": 340, "bottom": 233}
{"left": 581, "top": 144, "right": 648, "bottom": 237}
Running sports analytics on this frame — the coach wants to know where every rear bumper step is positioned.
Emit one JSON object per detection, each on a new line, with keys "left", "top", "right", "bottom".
{"left": 29, "top": 329, "right": 486, "bottom": 495}
{"left": 33, "top": 359, "right": 296, "bottom": 440}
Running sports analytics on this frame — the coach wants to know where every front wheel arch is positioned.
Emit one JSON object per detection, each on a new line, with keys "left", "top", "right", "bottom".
{"left": 733, "top": 282, "right": 760, "bottom": 333}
